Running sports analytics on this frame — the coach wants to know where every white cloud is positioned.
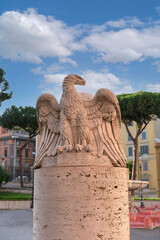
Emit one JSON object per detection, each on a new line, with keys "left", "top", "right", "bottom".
{"left": 106, "top": 17, "right": 144, "bottom": 29}
{"left": 1, "top": 9, "right": 160, "bottom": 66}
{"left": 0, "top": 8, "right": 84, "bottom": 64}
{"left": 156, "top": 6, "right": 160, "bottom": 15}
{"left": 146, "top": 83, "right": 160, "bottom": 92}
{"left": 81, "top": 70, "right": 121, "bottom": 91}
{"left": 44, "top": 73, "right": 66, "bottom": 84}
{"left": 31, "top": 63, "right": 64, "bottom": 75}
{"left": 152, "top": 60, "right": 160, "bottom": 72}
{"left": 83, "top": 24, "right": 160, "bottom": 63}
{"left": 41, "top": 70, "right": 134, "bottom": 95}
{"left": 79, "top": 70, "right": 134, "bottom": 95}
{"left": 39, "top": 84, "right": 62, "bottom": 101}
{"left": 59, "top": 57, "right": 77, "bottom": 66}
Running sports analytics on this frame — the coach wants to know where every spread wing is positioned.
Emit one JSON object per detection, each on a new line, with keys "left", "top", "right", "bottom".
{"left": 83, "top": 88, "right": 126, "bottom": 167}
{"left": 34, "top": 93, "right": 61, "bottom": 169}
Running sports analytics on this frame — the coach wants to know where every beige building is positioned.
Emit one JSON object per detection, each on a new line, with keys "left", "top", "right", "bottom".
{"left": 121, "top": 119, "right": 160, "bottom": 196}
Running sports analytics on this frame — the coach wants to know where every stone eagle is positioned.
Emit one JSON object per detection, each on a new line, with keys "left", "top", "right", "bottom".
{"left": 34, "top": 74, "right": 126, "bottom": 169}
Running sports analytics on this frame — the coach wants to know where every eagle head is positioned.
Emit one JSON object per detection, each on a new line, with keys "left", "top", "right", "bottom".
{"left": 63, "top": 74, "right": 86, "bottom": 86}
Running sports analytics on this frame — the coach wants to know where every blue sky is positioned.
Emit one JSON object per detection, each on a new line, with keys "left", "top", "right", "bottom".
{"left": 1, "top": 0, "right": 160, "bottom": 113}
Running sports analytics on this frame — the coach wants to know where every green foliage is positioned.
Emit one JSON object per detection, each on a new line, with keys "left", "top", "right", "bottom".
{"left": 134, "top": 198, "right": 160, "bottom": 201}
{"left": 0, "top": 105, "right": 38, "bottom": 135}
{"left": 0, "top": 68, "right": 12, "bottom": 104}
{"left": 117, "top": 91, "right": 160, "bottom": 125}
{"left": 0, "top": 192, "right": 32, "bottom": 200}
{"left": 0, "top": 166, "right": 11, "bottom": 187}
{"left": 127, "top": 161, "right": 133, "bottom": 179}
{"left": 0, "top": 105, "right": 39, "bottom": 188}
{"left": 117, "top": 91, "right": 160, "bottom": 180}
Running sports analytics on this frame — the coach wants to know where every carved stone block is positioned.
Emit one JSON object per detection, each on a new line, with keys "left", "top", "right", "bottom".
{"left": 34, "top": 157, "right": 129, "bottom": 240}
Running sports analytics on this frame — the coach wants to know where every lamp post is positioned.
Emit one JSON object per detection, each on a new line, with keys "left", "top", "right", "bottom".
{"left": 30, "top": 152, "right": 35, "bottom": 209}
{"left": 139, "top": 164, "right": 145, "bottom": 208}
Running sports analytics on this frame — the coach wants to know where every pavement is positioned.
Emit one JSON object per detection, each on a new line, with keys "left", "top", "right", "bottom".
{"left": 0, "top": 210, "right": 160, "bottom": 240}
{"left": 0, "top": 210, "right": 33, "bottom": 240}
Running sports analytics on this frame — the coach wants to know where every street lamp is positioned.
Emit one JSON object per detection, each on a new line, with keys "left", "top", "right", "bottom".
{"left": 30, "top": 152, "right": 35, "bottom": 209}
{"left": 139, "top": 164, "right": 145, "bottom": 208}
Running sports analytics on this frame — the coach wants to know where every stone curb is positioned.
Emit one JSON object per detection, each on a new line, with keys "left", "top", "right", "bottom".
{"left": 0, "top": 200, "right": 32, "bottom": 209}
{"left": 133, "top": 200, "right": 160, "bottom": 207}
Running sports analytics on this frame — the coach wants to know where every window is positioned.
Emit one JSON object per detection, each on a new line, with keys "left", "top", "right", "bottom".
{"left": 17, "top": 150, "right": 19, "bottom": 157}
{"left": 127, "top": 122, "right": 133, "bottom": 127}
{"left": 143, "top": 161, "right": 148, "bottom": 171}
{"left": 23, "top": 131, "right": 29, "bottom": 135}
{"left": 4, "top": 141, "right": 8, "bottom": 145}
{"left": 25, "top": 149, "right": 29, "bottom": 158}
{"left": 127, "top": 132, "right": 132, "bottom": 142}
{"left": 16, "top": 161, "right": 19, "bottom": 167}
{"left": 128, "top": 146, "right": 133, "bottom": 157}
{"left": 142, "top": 174, "right": 150, "bottom": 188}
{"left": 4, "top": 160, "right": 7, "bottom": 168}
{"left": 25, "top": 161, "right": 29, "bottom": 167}
{"left": 4, "top": 148, "right": 8, "bottom": 157}
{"left": 142, "top": 130, "right": 147, "bottom": 140}
{"left": 140, "top": 145, "right": 149, "bottom": 155}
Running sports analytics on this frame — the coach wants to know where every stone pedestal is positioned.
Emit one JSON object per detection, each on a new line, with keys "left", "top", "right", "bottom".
{"left": 34, "top": 153, "right": 130, "bottom": 240}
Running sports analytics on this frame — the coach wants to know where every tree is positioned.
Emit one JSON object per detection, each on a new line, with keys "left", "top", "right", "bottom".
{"left": 117, "top": 91, "right": 160, "bottom": 180}
{"left": 0, "top": 68, "right": 12, "bottom": 104}
{"left": 0, "top": 166, "right": 11, "bottom": 187}
{"left": 0, "top": 106, "right": 39, "bottom": 187}
{"left": 127, "top": 161, "right": 133, "bottom": 180}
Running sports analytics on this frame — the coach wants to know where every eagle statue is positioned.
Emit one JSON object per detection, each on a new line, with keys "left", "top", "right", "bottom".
{"left": 34, "top": 74, "right": 126, "bottom": 169}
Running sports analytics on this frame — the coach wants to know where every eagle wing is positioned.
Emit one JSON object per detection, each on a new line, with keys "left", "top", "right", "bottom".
{"left": 83, "top": 88, "right": 126, "bottom": 167}
{"left": 34, "top": 93, "right": 61, "bottom": 169}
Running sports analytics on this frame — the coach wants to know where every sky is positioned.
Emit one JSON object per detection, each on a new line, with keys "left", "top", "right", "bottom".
{"left": 1, "top": 0, "right": 160, "bottom": 114}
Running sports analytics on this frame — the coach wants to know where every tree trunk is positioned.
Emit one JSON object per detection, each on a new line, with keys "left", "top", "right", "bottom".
{"left": 18, "top": 134, "right": 37, "bottom": 188}
{"left": 19, "top": 150, "right": 24, "bottom": 188}
{"left": 132, "top": 138, "right": 138, "bottom": 180}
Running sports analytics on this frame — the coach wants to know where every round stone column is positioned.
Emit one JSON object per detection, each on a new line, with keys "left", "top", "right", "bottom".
{"left": 33, "top": 153, "right": 130, "bottom": 240}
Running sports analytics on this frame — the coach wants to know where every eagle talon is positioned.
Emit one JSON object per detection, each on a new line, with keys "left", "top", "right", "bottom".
{"left": 66, "top": 145, "right": 73, "bottom": 152}
{"left": 56, "top": 146, "right": 65, "bottom": 153}
{"left": 75, "top": 144, "right": 82, "bottom": 151}
{"left": 84, "top": 144, "right": 92, "bottom": 152}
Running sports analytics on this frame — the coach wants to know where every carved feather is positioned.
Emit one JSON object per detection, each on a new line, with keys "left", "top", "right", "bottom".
{"left": 83, "top": 88, "right": 126, "bottom": 167}
{"left": 34, "top": 93, "right": 61, "bottom": 169}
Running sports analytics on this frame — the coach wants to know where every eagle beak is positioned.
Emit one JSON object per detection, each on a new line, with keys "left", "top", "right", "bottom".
{"left": 75, "top": 77, "right": 86, "bottom": 85}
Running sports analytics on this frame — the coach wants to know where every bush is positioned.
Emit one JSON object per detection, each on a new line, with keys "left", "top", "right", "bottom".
{"left": 134, "top": 197, "right": 160, "bottom": 201}
{"left": 127, "top": 161, "right": 133, "bottom": 179}
{"left": 0, "top": 166, "right": 11, "bottom": 187}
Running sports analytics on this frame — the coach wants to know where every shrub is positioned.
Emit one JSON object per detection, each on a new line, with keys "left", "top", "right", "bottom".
{"left": 0, "top": 166, "right": 11, "bottom": 187}
{"left": 127, "top": 161, "right": 133, "bottom": 179}
{"left": 134, "top": 197, "right": 160, "bottom": 201}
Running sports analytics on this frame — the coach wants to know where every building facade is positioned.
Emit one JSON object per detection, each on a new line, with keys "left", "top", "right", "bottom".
{"left": 0, "top": 127, "right": 35, "bottom": 181}
{"left": 155, "top": 142, "right": 160, "bottom": 198}
{"left": 121, "top": 118, "right": 160, "bottom": 196}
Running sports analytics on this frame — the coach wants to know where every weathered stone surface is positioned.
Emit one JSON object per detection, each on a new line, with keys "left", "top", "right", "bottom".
{"left": 34, "top": 159, "right": 129, "bottom": 240}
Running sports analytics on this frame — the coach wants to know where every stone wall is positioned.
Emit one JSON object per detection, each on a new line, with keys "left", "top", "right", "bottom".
{"left": 0, "top": 200, "right": 31, "bottom": 209}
